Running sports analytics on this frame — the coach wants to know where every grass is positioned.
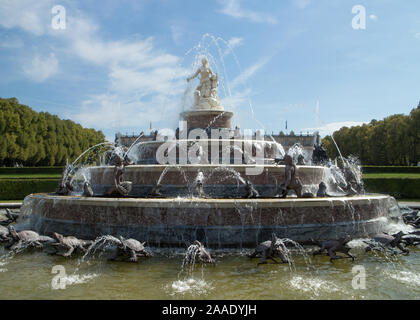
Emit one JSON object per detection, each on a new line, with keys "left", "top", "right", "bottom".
{"left": 363, "top": 173, "right": 420, "bottom": 179}
{"left": 0, "top": 199, "right": 23, "bottom": 203}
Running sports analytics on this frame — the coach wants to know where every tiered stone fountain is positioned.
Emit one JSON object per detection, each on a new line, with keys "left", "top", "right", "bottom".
{"left": 23, "top": 57, "right": 397, "bottom": 247}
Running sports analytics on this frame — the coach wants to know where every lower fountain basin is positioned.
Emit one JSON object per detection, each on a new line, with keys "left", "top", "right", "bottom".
{"left": 22, "top": 193, "right": 398, "bottom": 247}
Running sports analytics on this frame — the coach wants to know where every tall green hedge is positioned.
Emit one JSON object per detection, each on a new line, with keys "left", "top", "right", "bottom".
{"left": 0, "top": 179, "right": 59, "bottom": 200}
{"left": 364, "top": 178, "right": 420, "bottom": 199}
{"left": 0, "top": 97, "right": 105, "bottom": 166}
{"left": 322, "top": 104, "right": 420, "bottom": 166}
{"left": 362, "top": 166, "right": 420, "bottom": 174}
{"left": 0, "top": 167, "right": 63, "bottom": 175}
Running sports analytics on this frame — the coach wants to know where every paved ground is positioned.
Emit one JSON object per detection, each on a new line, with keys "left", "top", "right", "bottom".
{"left": 399, "top": 201, "right": 420, "bottom": 209}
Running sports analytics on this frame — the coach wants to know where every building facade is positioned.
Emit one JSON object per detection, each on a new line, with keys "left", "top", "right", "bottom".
{"left": 115, "top": 130, "right": 319, "bottom": 154}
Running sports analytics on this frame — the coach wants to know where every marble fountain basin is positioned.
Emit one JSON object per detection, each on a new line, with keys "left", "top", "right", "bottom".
{"left": 87, "top": 164, "right": 327, "bottom": 198}
{"left": 22, "top": 193, "right": 396, "bottom": 248}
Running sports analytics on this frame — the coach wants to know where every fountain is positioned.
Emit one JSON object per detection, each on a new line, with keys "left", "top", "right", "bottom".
{"left": 21, "top": 56, "right": 397, "bottom": 248}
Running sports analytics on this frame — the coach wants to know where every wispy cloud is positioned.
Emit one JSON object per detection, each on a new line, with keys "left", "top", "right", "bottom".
{"left": 303, "top": 121, "right": 367, "bottom": 136}
{"left": 227, "top": 37, "right": 244, "bottom": 49}
{"left": 230, "top": 56, "right": 271, "bottom": 89}
{"left": 73, "top": 94, "right": 179, "bottom": 130}
{"left": 23, "top": 53, "right": 59, "bottom": 82}
{"left": 292, "top": 0, "right": 312, "bottom": 9}
{"left": 0, "top": 0, "right": 53, "bottom": 36}
{"left": 223, "top": 36, "right": 244, "bottom": 56}
{"left": 221, "top": 88, "right": 251, "bottom": 111}
{"left": 218, "top": 0, "right": 277, "bottom": 24}
{"left": 0, "top": 1, "right": 189, "bottom": 131}
{"left": 65, "top": 19, "right": 187, "bottom": 131}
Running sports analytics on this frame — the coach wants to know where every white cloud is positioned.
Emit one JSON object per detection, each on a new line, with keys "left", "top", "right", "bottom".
{"left": 0, "top": 2, "right": 188, "bottom": 129}
{"left": 227, "top": 37, "right": 244, "bottom": 49}
{"left": 23, "top": 53, "right": 59, "bottom": 82}
{"left": 68, "top": 29, "right": 187, "bottom": 130}
{"left": 230, "top": 56, "right": 271, "bottom": 89}
{"left": 222, "top": 37, "right": 244, "bottom": 57}
{"left": 415, "top": 32, "right": 420, "bottom": 39}
{"left": 221, "top": 88, "right": 251, "bottom": 110}
{"left": 292, "top": 0, "right": 311, "bottom": 9}
{"left": 0, "top": 0, "right": 54, "bottom": 36}
{"left": 1, "top": 1, "right": 258, "bottom": 133}
{"left": 73, "top": 93, "right": 181, "bottom": 134}
{"left": 109, "top": 65, "right": 187, "bottom": 95}
{"left": 218, "top": 0, "right": 277, "bottom": 24}
{"left": 303, "top": 121, "right": 367, "bottom": 136}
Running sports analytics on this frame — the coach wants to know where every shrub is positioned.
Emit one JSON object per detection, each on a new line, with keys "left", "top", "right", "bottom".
{"left": 362, "top": 166, "right": 420, "bottom": 174}
{"left": 363, "top": 177, "right": 420, "bottom": 199}
{"left": 0, "top": 179, "right": 59, "bottom": 200}
{"left": 0, "top": 167, "right": 63, "bottom": 175}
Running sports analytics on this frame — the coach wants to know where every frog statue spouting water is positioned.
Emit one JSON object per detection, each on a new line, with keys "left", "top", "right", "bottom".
{"left": 364, "top": 231, "right": 409, "bottom": 255}
{"left": 183, "top": 240, "right": 215, "bottom": 267}
{"left": 51, "top": 232, "right": 93, "bottom": 257}
{"left": 5, "top": 226, "right": 55, "bottom": 252}
{"left": 108, "top": 236, "right": 153, "bottom": 262}
{"left": 247, "top": 234, "right": 291, "bottom": 266}
{"left": 312, "top": 235, "right": 355, "bottom": 262}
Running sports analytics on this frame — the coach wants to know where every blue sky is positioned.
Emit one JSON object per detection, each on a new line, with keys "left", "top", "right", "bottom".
{"left": 1, "top": 0, "right": 419, "bottom": 141}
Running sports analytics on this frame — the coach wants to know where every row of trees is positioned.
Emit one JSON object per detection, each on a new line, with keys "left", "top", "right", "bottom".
{"left": 0, "top": 98, "right": 105, "bottom": 166}
{"left": 322, "top": 104, "right": 420, "bottom": 166}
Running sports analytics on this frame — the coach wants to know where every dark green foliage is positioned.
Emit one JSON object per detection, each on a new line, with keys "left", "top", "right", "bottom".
{"left": 362, "top": 166, "right": 420, "bottom": 174}
{"left": 0, "top": 179, "right": 59, "bottom": 200}
{"left": 322, "top": 104, "right": 420, "bottom": 166}
{"left": 364, "top": 178, "right": 420, "bottom": 199}
{"left": 0, "top": 97, "right": 105, "bottom": 166}
{"left": 0, "top": 167, "right": 63, "bottom": 174}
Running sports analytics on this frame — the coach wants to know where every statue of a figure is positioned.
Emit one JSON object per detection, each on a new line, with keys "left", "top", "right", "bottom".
{"left": 106, "top": 155, "right": 132, "bottom": 197}
{"left": 56, "top": 163, "right": 74, "bottom": 195}
{"left": 187, "top": 57, "right": 220, "bottom": 108}
{"left": 245, "top": 180, "right": 260, "bottom": 198}
{"left": 297, "top": 154, "right": 305, "bottom": 165}
{"left": 312, "top": 144, "right": 329, "bottom": 166}
{"left": 277, "top": 155, "right": 303, "bottom": 198}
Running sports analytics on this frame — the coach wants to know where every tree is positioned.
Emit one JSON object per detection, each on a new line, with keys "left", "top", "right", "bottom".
{"left": 0, "top": 97, "right": 105, "bottom": 166}
{"left": 321, "top": 103, "right": 420, "bottom": 165}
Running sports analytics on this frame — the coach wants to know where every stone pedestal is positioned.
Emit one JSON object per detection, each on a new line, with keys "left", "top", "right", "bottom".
{"left": 181, "top": 110, "right": 233, "bottom": 130}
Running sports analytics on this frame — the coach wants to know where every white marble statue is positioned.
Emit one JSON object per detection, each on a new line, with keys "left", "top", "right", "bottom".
{"left": 187, "top": 57, "right": 222, "bottom": 110}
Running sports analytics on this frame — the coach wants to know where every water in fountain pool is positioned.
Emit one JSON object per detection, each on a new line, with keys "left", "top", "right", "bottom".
{"left": 0, "top": 241, "right": 419, "bottom": 299}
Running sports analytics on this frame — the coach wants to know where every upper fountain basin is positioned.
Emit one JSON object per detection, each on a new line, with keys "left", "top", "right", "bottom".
{"left": 86, "top": 164, "right": 326, "bottom": 198}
